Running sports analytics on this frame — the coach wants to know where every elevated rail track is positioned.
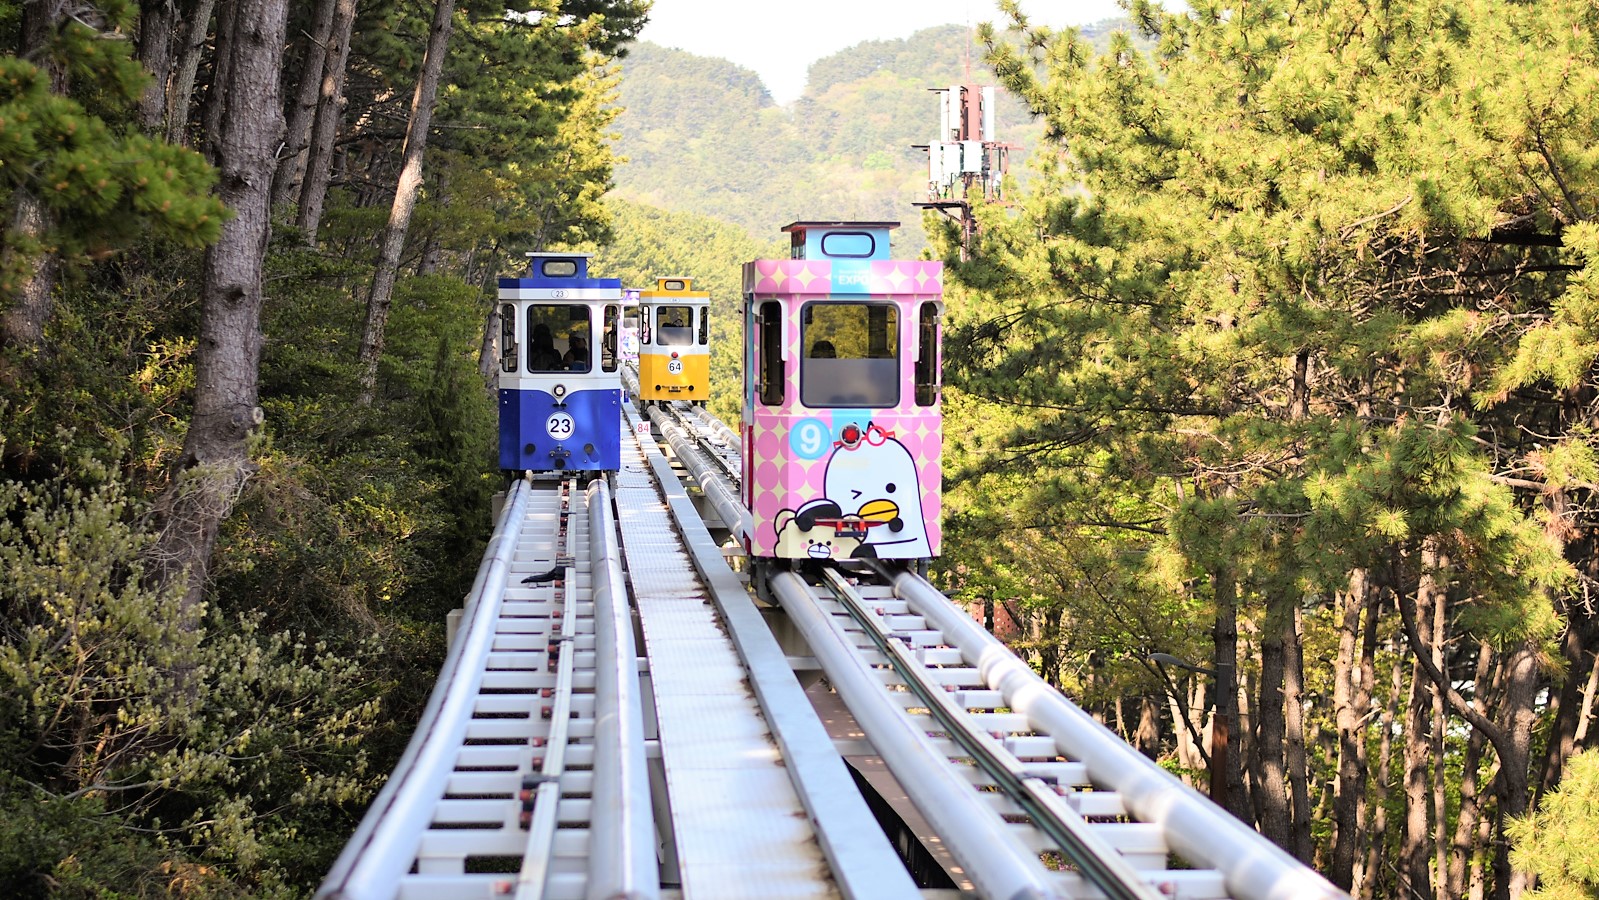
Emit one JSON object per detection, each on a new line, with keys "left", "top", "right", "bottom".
{"left": 319, "top": 394, "right": 1346, "bottom": 900}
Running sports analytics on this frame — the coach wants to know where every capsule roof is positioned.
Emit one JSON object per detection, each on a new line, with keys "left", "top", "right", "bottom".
{"left": 782, "top": 221, "right": 900, "bottom": 261}
{"left": 501, "top": 251, "right": 620, "bottom": 290}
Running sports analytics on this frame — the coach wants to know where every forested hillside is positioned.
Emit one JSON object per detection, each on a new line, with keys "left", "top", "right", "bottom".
{"left": 610, "top": 27, "right": 1040, "bottom": 254}
{"left": 607, "top": 21, "right": 1145, "bottom": 257}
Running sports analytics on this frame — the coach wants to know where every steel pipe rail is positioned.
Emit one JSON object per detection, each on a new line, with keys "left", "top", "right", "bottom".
{"left": 646, "top": 404, "right": 750, "bottom": 540}
{"left": 883, "top": 567, "right": 1348, "bottom": 900}
{"left": 818, "top": 568, "right": 1165, "bottom": 900}
{"left": 686, "top": 403, "right": 740, "bottom": 454}
{"left": 648, "top": 401, "right": 738, "bottom": 484}
{"left": 767, "top": 569, "right": 1062, "bottom": 900}
{"left": 671, "top": 404, "right": 741, "bottom": 487}
{"left": 583, "top": 478, "right": 658, "bottom": 899}
{"left": 515, "top": 538, "right": 581, "bottom": 900}
{"left": 317, "top": 478, "right": 534, "bottom": 900}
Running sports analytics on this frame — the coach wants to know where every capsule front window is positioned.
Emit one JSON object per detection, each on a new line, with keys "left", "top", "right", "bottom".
{"left": 525, "top": 304, "right": 592, "bottom": 373}
{"left": 656, "top": 306, "right": 694, "bottom": 346}
{"left": 801, "top": 301, "right": 899, "bottom": 408}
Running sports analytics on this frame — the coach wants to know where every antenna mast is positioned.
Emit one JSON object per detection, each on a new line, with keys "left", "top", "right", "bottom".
{"left": 913, "top": 76, "right": 1016, "bottom": 261}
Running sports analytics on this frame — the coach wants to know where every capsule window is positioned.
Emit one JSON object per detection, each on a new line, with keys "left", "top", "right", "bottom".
{"left": 541, "top": 259, "right": 577, "bottom": 278}
{"left": 601, "top": 304, "right": 619, "bottom": 373}
{"left": 801, "top": 302, "right": 898, "bottom": 408}
{"left": 526, "top": 304, "right": 592, "bottom": 373}
{"left": 758, "top": 301, "right": 784, "bottom": 406}
{"left": 499, "top": 304, "right": 518, "bottom": 373}
{"left": 819, "top": 231, "right": 876, "bottom": 258}
{"left": 657, "top": 305, "right": 694, "bottom": 346}
{"left": 915, "top": 302, "right": 941, "bottom": 406}
{"left": 697, "top": 305, "right": 709, "bottom": 345}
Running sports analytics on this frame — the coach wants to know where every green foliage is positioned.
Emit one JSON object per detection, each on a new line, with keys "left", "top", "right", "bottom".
{"left": 927, "top": 0, "right": 1599, "bottom": 879}
{"left": 0, "top": 1, "right": 645, "bottom": 896}
{"left": 0, "top": 469, "right": 381, "bottom": 895}
{"left": 1510, "top": 749, "right": 1599, "bottom": 898}
{"left": 593, "top": 198, "right": 779, "bottom": 422}
{"left": 613, "top": 27, "right": 1058, "bottom": 255}
{"left": 0, "top": 39, "right": 226, "bottom": 305}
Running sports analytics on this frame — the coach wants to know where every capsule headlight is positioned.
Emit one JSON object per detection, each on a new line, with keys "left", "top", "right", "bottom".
{"left": 552, "top": 383, "right": 567, "bottom": 400}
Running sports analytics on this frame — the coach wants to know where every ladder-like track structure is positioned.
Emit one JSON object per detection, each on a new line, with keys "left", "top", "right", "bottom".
{"left": 318, "top": 397, "right": 1347, "bottom": 900}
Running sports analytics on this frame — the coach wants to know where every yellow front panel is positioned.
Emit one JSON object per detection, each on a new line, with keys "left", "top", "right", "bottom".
{"left": 638, "top": 350, "right": 710, "bottom": 401}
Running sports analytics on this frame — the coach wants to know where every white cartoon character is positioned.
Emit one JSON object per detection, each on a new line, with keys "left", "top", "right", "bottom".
{"left": 775, "top": 500, "right": 863, "bottom": 560}
{"left": 821, "top": 422, "right": 929, "bottom": 559}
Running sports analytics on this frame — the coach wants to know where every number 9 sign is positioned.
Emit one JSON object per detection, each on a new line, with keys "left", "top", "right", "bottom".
{"left": 546, "top": 412, "right": 575, "bottom": 439}
{"left": 789, "top": 418, "right": 830, "bottom": 460}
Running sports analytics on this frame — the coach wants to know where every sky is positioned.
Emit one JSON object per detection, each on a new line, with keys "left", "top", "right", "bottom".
{"left": 635, "top": 0, "right": 1129, "bottom": 105}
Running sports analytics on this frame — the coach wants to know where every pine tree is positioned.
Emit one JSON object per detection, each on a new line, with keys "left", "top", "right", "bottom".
{"left": 943, "top": 1, "right": 1599, "bottom": 894}
{"left": 0, "top": 0, "right": 225, "bottom": 355}
{"left": 1510, "top": 749, "right": 1599, "bottom": 899}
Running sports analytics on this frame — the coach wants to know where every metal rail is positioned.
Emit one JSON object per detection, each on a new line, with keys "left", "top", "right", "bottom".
{"left": 880, "top": 566, "right": 1348, "bottom": 900}
{"left": 685, "top": 403, "right": 740, "bottom": 453}
{"left": 317, "top": 476, "right": 653, "bottom": 900}
{"left": 583, "top": 478, "right": 657, "bottom": 899}
{"left": 318, "top": 477, "right": 535, "bottom": 900}
{"left": 767, "top": 568, "right": 1065, "bottom": 900}
{"left": 324, "top": 398, "right": 1349, "bottom": 900}
{"left": 646, "top": 403, "right": 748, "bottom": 539}
{"left": 819, "top": 567, "right": 1165, "bottom": 900}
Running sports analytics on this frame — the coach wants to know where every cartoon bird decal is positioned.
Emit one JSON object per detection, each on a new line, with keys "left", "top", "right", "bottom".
{"left": 820, "top": 422, "right": 930, "bottom": 559}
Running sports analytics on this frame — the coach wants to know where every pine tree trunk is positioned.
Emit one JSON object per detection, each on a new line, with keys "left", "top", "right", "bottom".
{"left": 1493, "top": 641, "right": 1541, "bottom": 900}
{"left": 1400, "top": 539, "right": 1449, "bottom": 899}
{"left": 1576, "top": 648, "right": 1599, "bottom": 746}
{"left": 1211, "top": 565, "right": 1247, "bottom": 820}
{"left": 294, "top": 0, "right": 358, "bottom": 241}
{"left": 1164, "top": 686, "right": 1200, "bottom": 781}
{"left": 1256, "top": 588, "right": 1291, "bottom": 848}
{"left": 1, "top": 194, "right": 58, "bottom": 352}
{"left": 1362, "top": 652, "right": 1403, "bottom": 900}
{"left": 1394, "top": 542, "right": 1540, "bottom": 900}
{"left": 270, "top": 0, "right": 337, "bottom": 214}
{"left": 356, "top": 0, "right": 456, "bottom": 404}
{"left": 1430, "top": 546, "right": 1450, "bottom": 900}
{"left": 1402, "top": 651, "right": 1434, "bottom": 898}
{"left": 1539, "top": 593, "right": 1598, "bottom": 794}
{"left": 166, "top": 0, "right": 219, "bottom": 146}
{"left": 1237, "top": 628, "right": 1257, "bottom": 822}
{"left": 1285, "top": 604, "right": 1313, "bottom": 862}
{"left": 1470, "top": 801, "right": 1492, "bottom": 900}
{"left": 147, "top": 0, "right": 288, "bottom": 616}
{"left": 137, "top": 0, "right": 175, "bottom": 132}
{"left": 1448, "top": 642, "right": 1494, "bottom": 898}
{"left": 0, "top": 1, "right": 68, "bottom": 355}
{"left": 198, "top": 0, "right": 236, "bottom": 164}
{"left": 1136, "top": 695, "right": 1161, "bottom": 760}
{"left": 1331, "top": 568, "right": 1372, "bottom": 889}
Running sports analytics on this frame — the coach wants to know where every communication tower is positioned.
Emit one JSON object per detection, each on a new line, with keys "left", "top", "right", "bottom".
{"left": 913, "top": 83, "right": 1016, "bottom": 260}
